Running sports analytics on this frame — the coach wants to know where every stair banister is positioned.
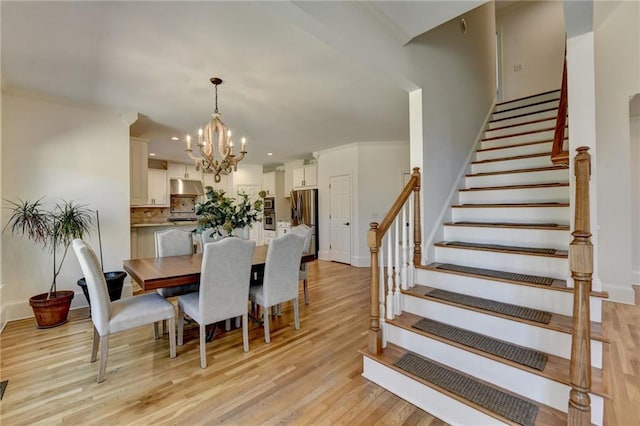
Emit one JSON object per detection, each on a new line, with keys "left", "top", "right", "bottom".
{"left": 568, "top": 146, "right": 593, "bottom": 424}
{"left": 552, "top": 42, "right": 569, "bottom": 165}
{"left": 367, "top": 167, "right": 421, "bottom": 354}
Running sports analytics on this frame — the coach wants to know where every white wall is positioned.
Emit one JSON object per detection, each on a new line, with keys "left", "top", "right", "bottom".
{"left": 593, "top": 0, "right": 640, "bottom": 302}
{"left": 1, "top": 91, "right": 132, "bottom": 325}
{"left": 631, "top": 98, "right": 640, "bottom": 286}
{"left": 496, "top": 1, "right": 566, "bottom": 101}
{"left": 407, "top": 2, "right": 496, "bottom": 263}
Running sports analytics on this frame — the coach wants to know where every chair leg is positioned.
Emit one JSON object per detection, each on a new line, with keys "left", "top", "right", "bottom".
{"left": 242, "top": 313, "right": 249, "bottom": 353}
{"left": 235, "top": 316, "right": 241, "bottom": 328}
{"left": 263, "top": 307, "right": 271, "bottom": 343}
{"left": 177, "top": 304, "right": 184, "bottom": 346}
{"left": 97, "top": 335, "right": 109, "bottom": 383}
{"left": 199, "top": 323, "right": 207, "bottom": 368}
{"left": 225, "top": 319, "right": 231, "bottom": 331}
{"left": 303, "top": 279, "right": 309, "bottom": 304}
{"left": 293, "top": 297, "right": 300, "bottom": 330}
{"left": 153, "top": 322, "right": 160, "bottom": 340}
{"left": 168, "top": 316, "right": 176, "bottom": 359}
{"left": 162, "top": 319, "right": 167, "bottom": 335}
{"left": 91, "top": 326, "right": 99, "bottom": 363}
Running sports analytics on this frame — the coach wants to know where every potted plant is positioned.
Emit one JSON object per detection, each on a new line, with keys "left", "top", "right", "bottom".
{"left": 3, "top": 198, "right": 94, "bottom": 328}
{"left": 196, "top": 187, "right": 263, "bottom": 240}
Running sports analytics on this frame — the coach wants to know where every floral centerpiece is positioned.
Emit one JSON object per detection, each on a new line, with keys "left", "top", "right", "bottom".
{"left": 195, "top": 187, "right": 263, "bottom": 239}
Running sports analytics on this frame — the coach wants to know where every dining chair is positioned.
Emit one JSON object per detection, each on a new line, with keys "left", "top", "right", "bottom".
{"left": 72, "top": 239, "right": 176, "bottom": 383}
{"left": 154, "top": 228, "right": 199, "bottom": 298}
{"left": 177, "top": 237, "right": 256, "bottom": 368}
{"left": 249, "top": 232, "right": 305, "bottom": 343}
{"left": 200, "top": 227, "right": 226, "bottom": 247}
{"left": 290, "top": 224, "right": 312, "bottom": 304}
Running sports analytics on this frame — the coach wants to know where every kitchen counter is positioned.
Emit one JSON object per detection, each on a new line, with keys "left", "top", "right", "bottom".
{"left": 131, "top": 221, "right": 198, "bottom": 228}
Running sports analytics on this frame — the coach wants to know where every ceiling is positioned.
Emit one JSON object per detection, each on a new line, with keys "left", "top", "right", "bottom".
{"left": 1, "top": 1, "right": 484, "bottom": 169}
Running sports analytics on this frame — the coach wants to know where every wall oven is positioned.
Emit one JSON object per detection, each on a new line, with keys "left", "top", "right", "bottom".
{"left": 263, "top": 197, "right": 274, "bottom": 210}
{"left": 263, "top": 209, "right": 276, "bottom": 231}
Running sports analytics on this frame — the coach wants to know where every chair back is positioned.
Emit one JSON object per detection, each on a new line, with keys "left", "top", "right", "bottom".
{"left": 262, "top": 232, "right": 305, "bottom": 306}
{"left": 200, "top": 227, "right": 226, "bottom": 247}
{"left": 199, "top": 237, "right": 256, "bottom": 323}
{"left": 155, "top": 228, "right": 193, "bottom": 257}
{"left": 290, "top": 224, "right": 312, "bottom": 253}
{"left": 72, "top": 239, "right": 112, "bottom": 334}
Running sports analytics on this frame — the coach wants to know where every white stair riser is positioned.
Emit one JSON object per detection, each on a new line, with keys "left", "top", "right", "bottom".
{"left": 415, "top": 268, "right": 603, "bottom": 321}
{"left": 489, "top": 109, "right": 558, "bottom": 129}
{"left": 459, "top": 186, "right": 569, "bottom": 204}
{"left": 362, "top": 357, "right": 506, "bottom": 426}
{"left": 471, "top": 155, "right": 554, "bottom": 174}
{"left": 492, "top": 100, "right": 560, "bottom": 121}
{"left": 466, "top": 169, "right": 569, "bottom": 187}
{"left": 476, "top": 142, "right": 553, "bottom": 161}
{"left": 481, "top": 130, "right": 557, "bottom": 150}
{"left": 452, "top": 206, "right": 570, "bottom": 225}
{"left": 402, "top": 296, "right": 603, "bottom": 368}
{"left": 385, "top": 324, "right": 604, "bottom": 424}
{"left": 434, "top": 246, "right": 568, "bottom": 279}
{"left": 495, "top": 92, "right": 560, "bottom": 112}
{"left": 443, "top": 225, "right": 570, "bottom": 250}
{"left": 484, "top": 119, "right": 556, "bottom": 139}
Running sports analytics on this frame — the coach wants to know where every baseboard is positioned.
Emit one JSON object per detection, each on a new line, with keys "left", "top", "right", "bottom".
{"left": 351, "top": 255, "right": 370, "bottom": 267}
{"left": 318, "top": 250, "right": 331, "bottom": 261}
{"left": 602, "top": 282, "right": 636, "bottom": 305}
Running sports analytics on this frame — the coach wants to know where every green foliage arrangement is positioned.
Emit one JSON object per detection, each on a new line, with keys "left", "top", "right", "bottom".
{"left": 195, "top": 187, "right": 263, "bottom": 238}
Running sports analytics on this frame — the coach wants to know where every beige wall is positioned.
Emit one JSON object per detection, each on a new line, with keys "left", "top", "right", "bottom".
{"left": 1, "top": 91, "right": 132, "bottom": 324}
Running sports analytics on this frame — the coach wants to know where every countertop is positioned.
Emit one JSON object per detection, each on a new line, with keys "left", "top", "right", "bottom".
{"left": 131, "top": 221, "right": 198, "bottom": 228}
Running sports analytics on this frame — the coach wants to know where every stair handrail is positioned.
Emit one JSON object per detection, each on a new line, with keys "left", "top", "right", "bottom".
{"left": 568, "top": 146, "right": 593, "bottom": 424}
{"left": 551, "top": 42, "right": 569, "bottom": 165}
{"left": 367, "top": 167, "right": 421, "bottom": 354}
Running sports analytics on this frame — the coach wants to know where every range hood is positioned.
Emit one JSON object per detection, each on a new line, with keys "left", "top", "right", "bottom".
{"left": 170, "top": 179, "right": 204, "bottom": 196}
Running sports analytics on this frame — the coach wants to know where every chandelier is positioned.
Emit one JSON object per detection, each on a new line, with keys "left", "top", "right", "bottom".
{"left": 185, "top": 77, "right": 247, "bottom": 183}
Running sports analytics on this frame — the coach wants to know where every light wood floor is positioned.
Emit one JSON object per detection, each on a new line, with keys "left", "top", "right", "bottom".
{"left": 0, "top": 261, "right": 638, "bottom": 425}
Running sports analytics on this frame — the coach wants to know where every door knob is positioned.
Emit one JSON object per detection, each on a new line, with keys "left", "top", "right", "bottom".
{"left": 343, "top": 222, "right": 350, "bottom": 226}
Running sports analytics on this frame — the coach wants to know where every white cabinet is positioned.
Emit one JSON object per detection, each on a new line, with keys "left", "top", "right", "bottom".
{"left": 146, "top": 169, "right": 168, "bottom": 206}
{"left": 168, "top": 162, "right": 199, "bottom": 180}
{"left": 293, "top": 164, "right": 317, "bottom": 189}
{"left": 262, "top": 171, "right": 276, "bottom": 196}
{"left": 130, "top": 137, "right": 149, "bottom": 206}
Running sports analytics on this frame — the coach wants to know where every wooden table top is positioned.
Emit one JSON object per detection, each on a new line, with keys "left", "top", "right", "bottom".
{"left": 123, "top": 245, "right": 315, "bottom": 291}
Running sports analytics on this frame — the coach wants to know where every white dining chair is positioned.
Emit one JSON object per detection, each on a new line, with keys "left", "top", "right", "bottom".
{"left": 155, "top": 228, "right": 199, "bottom": 298}
{"left": 290, "top": 224, "right": 312, "bottom": 304}
{"left": 200, "top": 227, "right": 227, "bottom": 247}
{"left": 249, "top": 232, "right": 305, "bottom": 343}
{"left": 72, "top": 239, "right": 176, "bottom": 383}
{"left": 177, "top": 237, "right": 256, "bottom": 368}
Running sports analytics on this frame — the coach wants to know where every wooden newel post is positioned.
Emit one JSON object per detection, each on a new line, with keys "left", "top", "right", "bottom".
{"left": 368, "top": 222, "right": 382, "bottom": 354}
{"left": 411, "top": 167, "right": 422, "bottom": 267}
{"left": 568, "top": 146, "right": 593, "bottom": 425}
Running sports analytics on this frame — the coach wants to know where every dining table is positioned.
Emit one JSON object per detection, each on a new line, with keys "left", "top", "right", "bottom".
{"left": 123, "top": 244, "right": 316, "bottom": 292}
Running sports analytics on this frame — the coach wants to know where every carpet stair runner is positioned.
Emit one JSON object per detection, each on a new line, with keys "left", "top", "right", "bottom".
{"left": 362, "top": 89, "right": 608, "bottom": 426}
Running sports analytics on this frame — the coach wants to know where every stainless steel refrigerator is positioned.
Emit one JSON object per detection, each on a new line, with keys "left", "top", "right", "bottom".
{"left": 290, "top": 188, "right": 318, "bottom": 256}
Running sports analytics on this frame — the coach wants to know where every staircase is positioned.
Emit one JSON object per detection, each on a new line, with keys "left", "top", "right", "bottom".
{"left": 362, "top": 90, "right": 608, "bottom": 426}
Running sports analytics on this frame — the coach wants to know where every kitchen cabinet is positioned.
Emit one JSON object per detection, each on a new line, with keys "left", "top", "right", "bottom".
{"left": 146, "top": 169, "right": 169, "bottom": 206}
{"left": 262, "top": 171, "right": 278, "bottom": 196}
{"left": 293, "top": 164, "right": 317, "bottom": 189}
{"left": 168, "top": 162, "right": 199, "bottom": 180}
{"left": 130, "top": 137, "right": 149, "bottom": 206}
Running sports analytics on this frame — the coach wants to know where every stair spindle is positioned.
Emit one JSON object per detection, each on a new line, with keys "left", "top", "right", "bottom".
{"left": 394, "top": 217, "right": 401, "bottom": 315}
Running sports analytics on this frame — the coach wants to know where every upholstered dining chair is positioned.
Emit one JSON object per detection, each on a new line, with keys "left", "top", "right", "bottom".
{"left": 290, "top": 224, "right": 312, "bottom": 304}
{"left": 72, "top": 239, "right": 176, "bottom": 383}
{"left": 249, "top": 232, "right": 305, "bottom": 343}
{"left": 177, "top": 237, "right": 256, "bottom": 368}
{"left": 154, "top": 228, "right": 199, "bottom": 298}
{"left": 200, "top": 227, "right": 226, "bottom": 247}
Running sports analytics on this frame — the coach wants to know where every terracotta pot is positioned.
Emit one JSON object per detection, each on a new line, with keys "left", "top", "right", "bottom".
{"left": 28, "top": 290, "right": 75, "bottom": 329}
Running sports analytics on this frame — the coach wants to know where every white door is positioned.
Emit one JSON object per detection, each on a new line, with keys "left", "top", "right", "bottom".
{"left": 330, "top": 175, "right": 351, "bottom": 264}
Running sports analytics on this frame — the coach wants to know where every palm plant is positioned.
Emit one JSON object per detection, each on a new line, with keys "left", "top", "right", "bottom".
{"left": 4, "top": 198, "right": 94, "bottom": 298}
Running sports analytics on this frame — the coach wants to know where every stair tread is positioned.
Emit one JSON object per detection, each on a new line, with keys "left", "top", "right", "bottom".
{"left": 460, "top": 182, "right": 569, "bottom": 192}
{"left": 420, "top": 263, "right": 608, "bottom": 299}
{"left": 472, "top": 151, "right": 553, "bottom": 164}
{"left": 489, "top": 107, "right": 558, "bottom": 123}
{"left": 405, "top": 284, "right": 608, "bottom": 342}
{"left": 444, "top": 221, "right": 570, "bottom": 231}
{"left": 486, "top": 116, "right": 557, "bottom": 133}
{"left": 492, "top": 98, "right": 560, "bottom": 116}
{"left": 362, "top": 343, "right": 568, "bottom": 426}
{"left": 482, "top": 126, "right": 560, "bottom": 142}
{"left": 476, "top": 138, "right": 563, "bottom": 153}
{"left": 434, "top": 241, "right": 568, "bottom": 258}
{"left": 452, "top": 202, "right": 569, "bottom": 208}
{"left": 495, "top": 89, "right": 560, "bottom": 107}
{"left": 466, "top": 165, "right": 567, "bottom": 177}
{"left": 389, "top": 312, "right": 609, "bottom": 398}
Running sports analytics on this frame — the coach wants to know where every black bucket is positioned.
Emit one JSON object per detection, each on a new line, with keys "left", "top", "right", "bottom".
{"left": 77, "top": 271, "right": 127, "bottom": 307}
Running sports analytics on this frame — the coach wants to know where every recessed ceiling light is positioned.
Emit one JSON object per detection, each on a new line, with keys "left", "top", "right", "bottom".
{"left": 267, "top": 152, "right": 273, "bottom": 156}
{"left": 171, "top": 137, "right": 180, "bottom": 141}
{"left": 149, "top": 153, "right": 156, "bottom": 156}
